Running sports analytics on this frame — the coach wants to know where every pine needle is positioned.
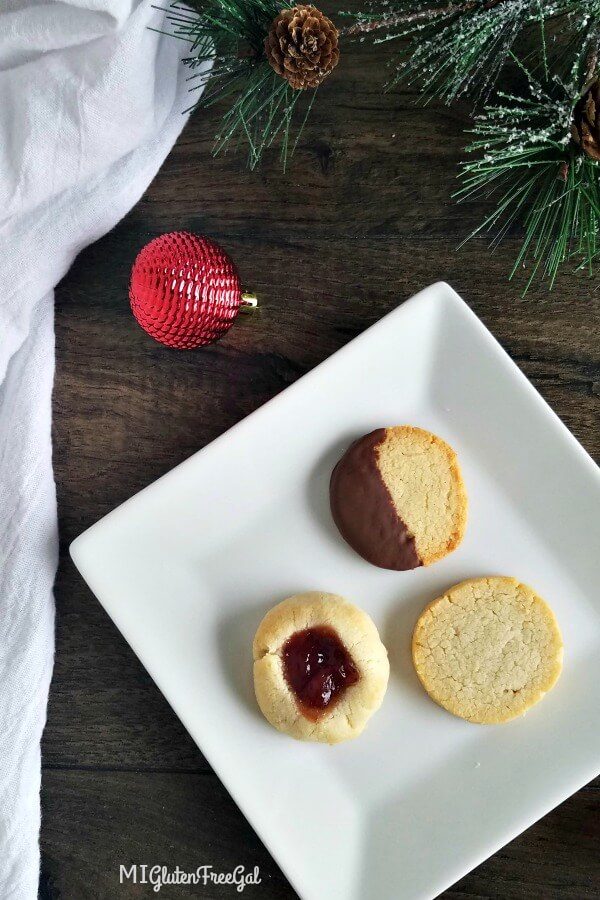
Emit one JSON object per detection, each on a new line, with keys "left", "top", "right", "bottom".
{"left": 456, "top": 67, "right": 600, "bottom": 292}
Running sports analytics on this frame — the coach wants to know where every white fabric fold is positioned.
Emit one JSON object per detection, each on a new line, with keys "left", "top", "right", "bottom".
{"left": 0, "top": 3, "right": 202, "bottom": 895}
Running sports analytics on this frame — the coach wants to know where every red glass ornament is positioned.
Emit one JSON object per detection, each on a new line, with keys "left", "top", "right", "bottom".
{"left": 129, "top": 231, "right": 253, "bottom": 349}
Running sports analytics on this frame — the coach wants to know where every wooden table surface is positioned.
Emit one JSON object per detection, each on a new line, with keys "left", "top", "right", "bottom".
{"left": 40, "top": 8, "right": 600, "bottom": 899}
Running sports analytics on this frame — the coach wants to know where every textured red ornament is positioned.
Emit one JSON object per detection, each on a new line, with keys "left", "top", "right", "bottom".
{"left": 129, "top": 231, "right": 243, "bottom": 349}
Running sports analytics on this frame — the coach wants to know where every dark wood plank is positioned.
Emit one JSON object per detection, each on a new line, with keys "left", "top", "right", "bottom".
{"left": 40, "top": 770, "right": 295, "bottom": 899}
{"left": 40, "top": 771, "right": 600, "bottom": 899}
{"left": 42, "top": 1, "right": 600, "bottom": 896}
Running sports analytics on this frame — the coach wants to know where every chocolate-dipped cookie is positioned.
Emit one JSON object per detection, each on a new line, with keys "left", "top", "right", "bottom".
{"left": 330, "top": 426, "right": 467, "bottom": 570}
{"left": 253, "top": 592, "right": 389, "bottom": 744}
{"left": 412, "top": 577, "right": 563, "bottom": 724}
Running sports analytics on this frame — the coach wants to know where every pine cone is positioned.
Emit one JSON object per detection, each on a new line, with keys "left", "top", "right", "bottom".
{"left": 571, "top": 79, "right": 600, "bottom": 162}
{"left": 265, "top": 5, "right": 339, "bottom": 90}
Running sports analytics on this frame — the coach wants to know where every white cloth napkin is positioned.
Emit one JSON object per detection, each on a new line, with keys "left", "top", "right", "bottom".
{"left": 0, "top": 3, "right": 199, "bottom": 896}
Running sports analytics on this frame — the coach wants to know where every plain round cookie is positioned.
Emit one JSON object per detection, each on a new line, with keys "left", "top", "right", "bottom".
{"left": 412, "top": 577, "right": 563, "bottom": 724}
{"left": 330, "top": 426, "right": 467, "bottom": 571}
{"left": 253, "top": 592, "right": 389, "bottom": 744}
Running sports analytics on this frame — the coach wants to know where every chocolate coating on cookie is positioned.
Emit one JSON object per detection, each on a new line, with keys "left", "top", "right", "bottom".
{"left": 330, "top": 429, "right": 422, "bottom": 571}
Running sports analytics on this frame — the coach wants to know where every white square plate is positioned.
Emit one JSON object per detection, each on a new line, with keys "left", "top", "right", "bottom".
{"left": 71, "top": 283, "right": 600, "bottom": 900}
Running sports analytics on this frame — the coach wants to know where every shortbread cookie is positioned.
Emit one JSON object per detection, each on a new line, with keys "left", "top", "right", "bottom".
{"left": 253, "top": 592, "right": 389, "bottom": 743}
{"left": 330, "top": 426, "right": 467, "bottom": 570}
{"left": 412, "top": 577, "right": 563, "bottom": 724}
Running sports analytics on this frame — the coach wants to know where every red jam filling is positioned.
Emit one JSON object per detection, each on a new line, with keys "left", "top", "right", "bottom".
{"left": 282, "top": 625, "right": 360, "bottom": 721}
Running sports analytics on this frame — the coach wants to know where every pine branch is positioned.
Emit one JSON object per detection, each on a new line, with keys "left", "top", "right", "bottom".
{"left": 341, "top": 0, "right": 600, "bottom": 106}
{"left": 160, "top": 0, "right": 600, "bottom": 294}
{"left": 456, "top": 54, "right": 600, "bottom": 292}
{"left": 340, "top": 0, "right": 503, "bottom": 37}
{"left": 163, "top": 0, "right": 327, "bottom": 169}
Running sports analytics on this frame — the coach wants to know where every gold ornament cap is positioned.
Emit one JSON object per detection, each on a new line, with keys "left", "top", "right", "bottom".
{"left": 240, "top": 293, "right": 258, "bottom": 313}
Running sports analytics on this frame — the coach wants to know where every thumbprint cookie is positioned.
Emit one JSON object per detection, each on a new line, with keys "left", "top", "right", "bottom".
{"left": 253, "top": 592, "right": 389, "bottom": 743}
